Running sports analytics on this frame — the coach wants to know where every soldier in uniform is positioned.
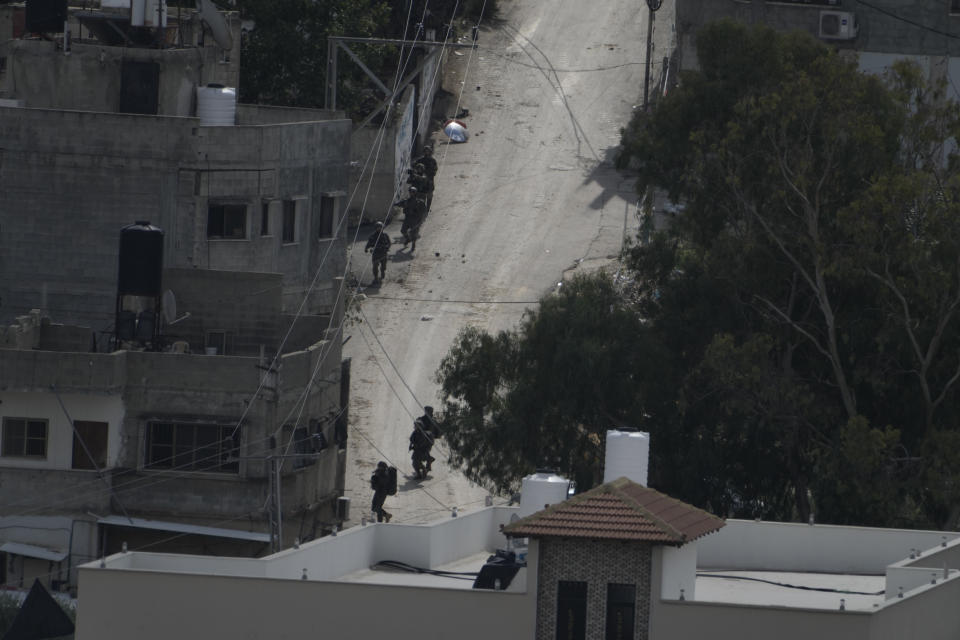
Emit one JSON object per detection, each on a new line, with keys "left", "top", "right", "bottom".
{"left": 409, "top": 406, "right": 439, "bottom": 479}
{"left": 364, "top": 222, "right": 391, "bottom": 284}
{"left": 370, "top": 461, "right": 393, "bottom": 522}
{"left": 415, "top": 146, "right": 438, "bottom": 180}
{"left": 397, "top": 187, "right": 427, "bottom": 251}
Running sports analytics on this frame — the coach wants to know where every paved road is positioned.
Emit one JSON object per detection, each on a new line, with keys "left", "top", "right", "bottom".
{"left": 342, "top": 0, "right": 675, "bottom": 525}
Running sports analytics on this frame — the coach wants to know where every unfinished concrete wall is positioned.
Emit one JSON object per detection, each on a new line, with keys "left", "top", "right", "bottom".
{"left": 0, "top": 106, "right": 350, "bottom": 327}
{"left": 0, "top": 107, "right": 195, "bottom": 328}
{"left": 162, "top": 268, "right": 283, "bottom": 356}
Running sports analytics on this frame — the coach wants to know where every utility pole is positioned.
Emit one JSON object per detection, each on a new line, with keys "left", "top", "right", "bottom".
{"left": 643, "top": 0, "right": 663, "bottom": 111}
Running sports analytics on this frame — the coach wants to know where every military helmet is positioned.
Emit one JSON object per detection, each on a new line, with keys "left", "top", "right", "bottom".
{"left": 409, "top": 186, "right": 418, "bottom": 193}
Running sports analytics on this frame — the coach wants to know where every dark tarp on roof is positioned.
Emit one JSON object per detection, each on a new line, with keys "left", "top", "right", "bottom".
{"left": 2, "top": 579, "right": 74, "bottom": 640}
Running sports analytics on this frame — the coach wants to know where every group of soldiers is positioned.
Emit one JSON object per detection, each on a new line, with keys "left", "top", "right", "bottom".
{"left": 369, "top": 406, "right": 442, "bottom": 522}
{"left": 364, "top": 146, "right": 439, "bottom": 285}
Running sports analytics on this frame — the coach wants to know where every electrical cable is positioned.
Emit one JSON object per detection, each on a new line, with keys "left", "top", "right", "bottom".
{"left": 363, "top": 293, "right": 540, "bottom": 304}
{"left": 373, "top": 559, "right": 478, "bottom": 580}
{"left": 696, "top": 572, "right": 885, "bottom": 596}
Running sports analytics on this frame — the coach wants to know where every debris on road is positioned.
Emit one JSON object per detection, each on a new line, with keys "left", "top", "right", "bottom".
{"left": 443, "top": 119, "right": 469, "bottom": 143}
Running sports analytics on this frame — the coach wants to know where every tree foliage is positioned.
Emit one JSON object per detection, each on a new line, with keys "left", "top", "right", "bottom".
{"left": 436, "top": 20, "right": 960, "bottom": 529}
{"left": 237, "top": 0, "right": 492, "bottom": 117}
{"left": 238, "top": 0, "right": 393, "bottom": 115}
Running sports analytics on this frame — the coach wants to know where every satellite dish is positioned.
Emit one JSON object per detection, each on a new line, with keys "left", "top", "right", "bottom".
{"left": 196, "top": 0, "right": 234, "bottom": 51}
{"left": 162, "top": 290, "right": 177, "bottom": 324}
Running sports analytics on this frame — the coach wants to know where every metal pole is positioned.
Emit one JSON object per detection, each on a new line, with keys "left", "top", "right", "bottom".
{"left": 643, "top": 5, "right": 653, "bottom": 110}
{"left": 643, "top": 0, "right": 662, "bottom": 111}
{"left": 274, "top": 456, "right": 283, "bottom": 550}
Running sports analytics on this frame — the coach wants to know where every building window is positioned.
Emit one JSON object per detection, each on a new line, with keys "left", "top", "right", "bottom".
{"left": 260, "top": 201, "right": 271, "bottom": 236}
{"left": 556, "top": 581, "right": 587, "bottom": 640}
{"left": 1, "top": 418, "right": 48, "bottom": 458}
{"left": 283, "top": 425, "right": 318, "bottom": 469}
{"left": 207, "top": 203, "right": 247, "bottom": 239}
{"left": 282, "top": 200, "right": 297, "bottom": 243}
{"left": 144, "top": 422, "right": 240, "bottom": 473}
{"left": 319, "top": 196, "right": 335, "bottom": 239}
{"left": 206, "top": 331, "right": 228, "bottom": 355}
{"left": 953, "top": 0, "right": 960, "bottom": 14}
{"left": 605, "top": 583, "right": 636, "bottom": 640}
{"left": 72, "top": 421, "right": 108, "bottom": 470}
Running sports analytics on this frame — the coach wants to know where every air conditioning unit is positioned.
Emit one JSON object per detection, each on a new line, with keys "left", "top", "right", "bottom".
{"left": 819, "top": 11, "right": 858, "bottom": 40}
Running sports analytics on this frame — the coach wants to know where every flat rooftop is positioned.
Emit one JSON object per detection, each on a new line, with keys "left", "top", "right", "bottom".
{"left": 696, "top": 570, "right": 885, "bottom": 611}
{"left": 338, "top": 550, "right": 494, "bottom": 589}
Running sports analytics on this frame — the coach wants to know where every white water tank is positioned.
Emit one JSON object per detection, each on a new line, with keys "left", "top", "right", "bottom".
{"left": 196, "top": 85, "right": 236, "bottom": 126}
{"left": 518, "top": 471, "right": 570, "bottom": 518}
{"left": 603, "top": 430, "right": 649, "bottom": 486}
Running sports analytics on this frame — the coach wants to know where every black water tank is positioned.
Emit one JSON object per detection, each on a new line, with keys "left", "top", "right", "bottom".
{"left": 25, "top": 0, "right": 67, "bottom": 33}
{"left": 117, "top": 221, "right": 164, "bottom": 297}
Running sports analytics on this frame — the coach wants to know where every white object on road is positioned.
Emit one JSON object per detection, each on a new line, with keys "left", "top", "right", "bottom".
{"left": 443, "top": 119, "right": 469, "bottom": 143}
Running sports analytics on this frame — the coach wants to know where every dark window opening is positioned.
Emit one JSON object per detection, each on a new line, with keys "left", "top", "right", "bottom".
{"left": 207, "top": 203, "right": 247, "bottom": 239}
{"left": 605, "top": 583, "right": 636, "bottom": 640}
{"left": 953, "top": 0, "right": 960, "bottom": 13}
{"left": 206, "top": 331, "right": 228, "bottom": 355}
{"left": 284, "top": 425, "right": 318, "bottom": 469}
{"left": 119, "top": 60, "right": 160, "bottom": 115}
{"left": 319, "top": 196, "right": 335, "bottom": 239}
{"left": 2, "top": 418, "right": 48, "bottom": 458}
{"left": 556, "top": 581, "right": 587, "bottom": 640}
{"left": 282, "top": 200, "right": 296, "bottom": 243}
{"left": 260, "top": 202, "right": 270, "bottom": 236}
{"left": 72, "top": 420, "right": 108, "bottom": 470}
{"left": 145, "top": 422, "right": 240, "bottom": 473}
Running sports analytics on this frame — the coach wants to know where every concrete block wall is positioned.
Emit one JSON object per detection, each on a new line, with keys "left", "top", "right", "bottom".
{"left": 536, "top": 539, "right": 653, "bottom": 640}
{"left": 163, "top": 268, "right": 283, "bottom": 356}
{"left": 0, "top": 107, "right": 195, "bottom": 328}
{"left": 1, "top": 105, "right": 350, "bottom": 327}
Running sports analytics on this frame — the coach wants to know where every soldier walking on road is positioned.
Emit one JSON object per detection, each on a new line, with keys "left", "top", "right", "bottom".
{"left": 409, "top": 406, "right": 439, "bottom": 479}
{"left": 398, "top": 187, "right": 427, "bottom": 251}
{"left": 364, "top": 222, "right": 391, "bottom": 284}
{"left": 370, "top": 461, "right": 393, "bottom": 522}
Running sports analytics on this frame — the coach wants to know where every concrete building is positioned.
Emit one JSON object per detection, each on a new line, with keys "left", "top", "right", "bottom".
{"left": 0, "top": 1, "right": 352, "bottom": 592}
{"left": 73, "top": 432, "right": 960, "bottom": 640}
{"left": 0, "top": 2, "right": 352, "bottom": 330}
{"left": 673, "top": 1, "right": 960, "bottom": 101}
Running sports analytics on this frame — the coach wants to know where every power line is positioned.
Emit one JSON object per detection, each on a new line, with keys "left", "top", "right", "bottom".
{"left": 363, "top": 293, "right": 541, "bottom": 304}
{"left": 853, "top": 0, "right": 960, "bottom": 41}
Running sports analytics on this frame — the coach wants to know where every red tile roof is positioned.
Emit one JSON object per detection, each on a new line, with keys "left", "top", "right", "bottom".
{"left": 502, "top": 476, "right": 725, "bottom": 545}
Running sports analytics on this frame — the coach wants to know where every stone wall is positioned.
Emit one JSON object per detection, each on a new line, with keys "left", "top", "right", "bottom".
{"left": 536, "top": 538, "right": 652, "bottom": 640}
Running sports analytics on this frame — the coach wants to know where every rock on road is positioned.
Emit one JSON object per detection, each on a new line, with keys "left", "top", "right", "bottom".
{"left": 342, "top": 0, "right": 675, "bottom": 525}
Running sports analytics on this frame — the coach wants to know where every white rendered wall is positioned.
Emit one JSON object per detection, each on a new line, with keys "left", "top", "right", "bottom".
{"left": 698, "top": 520, "right": 960, "bottom": 574}
{"left": 659, "top": 542, "right": 698, "bottom": 601}
{"left": 0, "top": 392, "right": 124, "bottom": 470}
{"left": 109, "top": 506, "right": 520, "bottom": 583}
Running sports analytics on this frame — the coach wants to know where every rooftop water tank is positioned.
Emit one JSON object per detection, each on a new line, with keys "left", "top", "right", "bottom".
{"left": 603, "top": 429, "right": 649, "bottom": 486}
{"left": 197, "top": 85, "right": 236, "bottom": 126}
{"left": 518, "top": 470, "right": 570, "bottom": 518}
{"left": 117, "top": 221, "right": 164, "bottom": 297}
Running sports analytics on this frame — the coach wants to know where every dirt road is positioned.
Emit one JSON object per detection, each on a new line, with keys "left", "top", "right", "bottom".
{"left": 343, "top": 0, "right": 675, "bottom": 525}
